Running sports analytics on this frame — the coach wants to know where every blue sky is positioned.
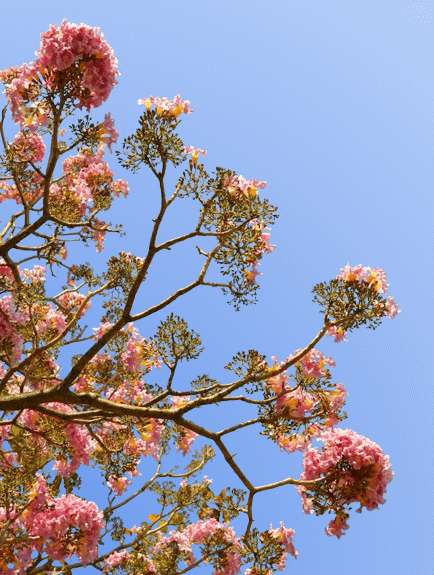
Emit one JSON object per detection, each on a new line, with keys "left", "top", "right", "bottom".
{"left": 1, "top": 1, "right": 433, "bottom": 573}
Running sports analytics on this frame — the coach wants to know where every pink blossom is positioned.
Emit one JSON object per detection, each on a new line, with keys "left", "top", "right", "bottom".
{"left": 97, "top": 112, "right": 119, "bottom": 153}
{"left": 384, "top": 296, "right": 402, "bottom": 319}
{"left": 243, "top": 262, "right": 262, "bottom": 285}
{"left": 0, "top": 294, "right": 29, "bottom": 365}
{"left": 121, "top": 324, "right": 162, "bottom": 373}
{"left": 0, "top": 62, "right": 50, "bottom": 131}
{"left": 225, "top": 174, "right": 266, "bottom": 202}
{"left": 324, "top": 514, "right": 350, "bottom": 538}
{"left": 128, "top": 465, "right": 142, "bottom": 478}
{"left": 35, "top": 20, "right": 120, "bottom": 111}
{"left": 243, "top": 220, "right": 275, "bottom": 283}
{"left": 48, "top": 145, "right": 128, "bottom": 249}
{"left": 0, "top": 169, "right": 44, "bottom": 206}
{"left": 58, "top": 291, "right": 91, "bottom": 316}
{"left": 268, "top": 521, "right": 299, "bottom": 563}
{"left": 169, "top": 396, "right": 198, "bottom": 454}
{"left": 91, "top": 218, "right": 108, "bottom": 253}
{"left": 277, "top": 428, "right": 320, "bottom": 455}
{"left": 112, "top": 177, "right": 129, "bottom": 198}
{"left": 107, "top": 475, "right": 132, "bottom": 496}
{"left": 124, "top": 418, "right": 165, "bottom": 462}
{"left": 1, "top": 21, "right": 119, "bottom": 131}
{"left": 259, "top": 231, "right": 276, "bottom": 254}
{"left": 152, "top": 518, "right": 243, "bottom": 575}
{"left": 138, "top": 94, "right": 194, "bottom": 116}
{"left": 0, "top": 258, "right": 19, "bottom": 288}
{"left": 265, "top": 357, "right": 320, "bottom": 419}
{"left": 275, "top": 388, "right": 319, "bottom": 419}
{"left": 297, "top": 428, "right": 394, "bottom": 537}
{"left": 21, "top": 264, "right": 46, "bottom": 284}
{"left": 327, "top": 383, "right": 348, "bottom": 412}
{"left": 266, "top": 355, "right": 291, "bottom": 394}
{"left": 326, "top": 325, "right": 348, "bottom": 343}
{"left": 92, "top": 321, "right": 114, "bottom": 340}
{"left": 52, "top": 423, "right": 97, "bottom": 477}
{"left": 11, "top": 475, "right": 105, "bottom": 566}
{"left": 119, "top": 250, "right": 144, "bottom": 265}
{"left": 171, "top": 395, "right": 191, "bottom": 409}
{"left": 336, "top": 263, "right": 389, "bottom": 294}
{"left": 176, "top": 427, "right": 198, "bottom": 456}
{"left": 8, "top": 130, "right": 46, "bottom": 163}
{"left": 336, "top": 263, "right": 368, "bottom": 283}
{"left": 103, "top": 550, "right": 132, "bottom": 572}
{"left": 35, "top": 306, "right": 67, "bottom": 338}
{"left": 290, "top": 348, "right": 335, "bottom": 379}
{"left": 365, "top": 266, "right": 389, "bottom": 294}
{"left": 184, "top": 145, "right": 207, "bottom": 165}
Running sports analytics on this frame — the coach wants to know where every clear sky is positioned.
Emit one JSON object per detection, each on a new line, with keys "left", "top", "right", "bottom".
{"left": 1, "top": 1, "right": 433, "bottom": 573}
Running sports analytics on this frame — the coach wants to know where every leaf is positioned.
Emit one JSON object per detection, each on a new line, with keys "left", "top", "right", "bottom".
{"left": 158, "top": 520, "right": 168, "bottom": 533}
{"left": 170, "top": 513, "right": 184, "bottom": 525}
{"left": 10, "top": 424, "right": 23, "bottom": 438}
{"left": 147, "top": 514, "right": 160, "bottom": 523}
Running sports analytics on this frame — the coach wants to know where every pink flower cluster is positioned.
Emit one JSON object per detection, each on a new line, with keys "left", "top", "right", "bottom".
{"left": 34, "top": 304, "right": 67, "bottom": 339}
{"left": 124, "top": 416, "right": 165, "bottom": 462}
{"left": 337, "top": 264, "right": 402, "bottom": 320}
{"left": 92, "top": 320, "right": 114, "bottom": 340}
{"left": 0, "top": 262, "right": 93, "bottom": 372}
{"left": 249, "top": 219, "right": 275, "bottom": 256}
{"left": 119, "top": 250, "right": 145, "bottom": 265}
{"left": 21, "top": 264, "right": 46, "bottom": 284}
{"left": 103, "top": 550, "right": 132, "bottom": 572}
{"left": 266, "top": 357, "right": 320, "bottom": 418}
{"left": 152, "top": 518, "right": 242, "bottom": 575}
{"left": 1, "top": 474, "right": 104, "bottom": 569}
{"left": 382, "top": 295, "right": 401, "bottom": 319}
{"left": 336, "top": 263, "right": 388, "bottom": 294}
{"left": 121, "top": 324, "right": 162, "bottom": 373}
{"left": 0, "top": 167, "right": 44, "bottom": 205}
{"left": 243, "top": 264, "right": 262, "bottom": 285}
{"left": 297, "top": 428, "right": 394, "bottom": 538}
{"left": 58, "top": 291, "right": 91, "bottom": 317}
{"left": 8, "top": 402, "right": 99, "bottom": 478}
{"left": 277, "top": 414, "right": 347, "bottom": 455}
{"left": 268, "top": 521, "right": 299, "bottom": 566}
{"left": 107, "top": 475, "right": 132, "bottom": 496}
{"left": 225, "top": 174, "right": 266, "bottom": 200}
{"left": 0, "top": 294, "right": 30, "bottom": 365}
{"left": 171, "top": 396, "right": 198, "bottom": 455}
{"left": 277, "top": 428, "right": 320, "bottom": 455}
{"left": 52, "top": 422, "right": 97, "bottom": 477}
{"left": 326, "top": 264, "right": 401, "bottom": 343}
{"left": 1, "top": 19, "right": 120, "bottom": 130}
{"left": 52, "top": 143, "right": 128, "bottom": 218}
{"left": 243, "top": 219, "right": 276, "bottom": 285}
{"left": 96, "top": 112, "right": 120, "bottom": 153}
{"left": 137, "top": 94, "right": 194, "bottom": 117}
{"left": 184, "top": 145, "right": 207, "bottom": 166}
{"left": 290, "top": 348, "right": 336, "bottom": 379}
{"left": 326, "top": 325, "right": 348, "bottom": 343}
{"left": 0, "top": 258, "right": 17, "bottom": 287}
{"left": 7, "top": 129, "right": 46, "bottom": 163}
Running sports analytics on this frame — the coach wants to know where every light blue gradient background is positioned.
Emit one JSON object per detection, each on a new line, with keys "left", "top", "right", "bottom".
{"left": 1, "top": 1, "right": 432, "bottom": 573}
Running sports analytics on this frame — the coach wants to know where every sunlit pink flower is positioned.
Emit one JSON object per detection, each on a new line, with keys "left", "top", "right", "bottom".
{"left": 138, "top": 94, "right": 193, "bottom": 116}
{"left": 184, "top": 145, "right": 207, "bottom": 166}
{"left": 107, "top": 475, "right": 132, "bottom": 496}
{"left": 326, "top": 325, "right": 348, "bottom": 343}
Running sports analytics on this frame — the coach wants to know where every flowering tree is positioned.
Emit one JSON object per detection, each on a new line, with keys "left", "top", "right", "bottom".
{"left": 0, "top": 20, "right": 400, "bottom": 575}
